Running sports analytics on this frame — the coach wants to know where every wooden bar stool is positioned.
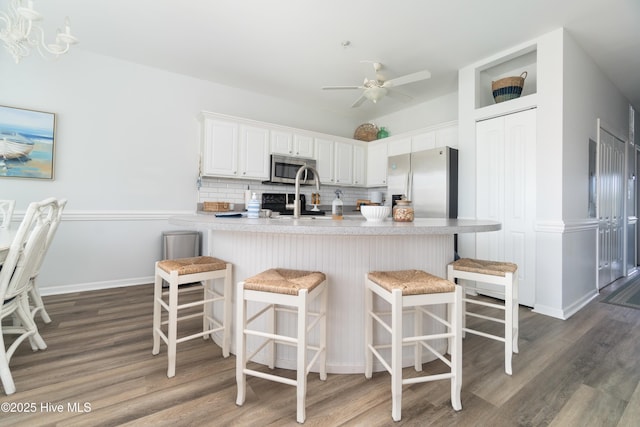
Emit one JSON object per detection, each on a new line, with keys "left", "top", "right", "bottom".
{"left": 365, "top": 269, "right": 462, "bottom": 422}
{"left": 152, "top": 256, "right": 232, "bottom": 378}
{"left": 447, "top": 258, "right": 518, "bottom": 375}
{"left": 236, "top": 268, "right": 328, "bottom": 424}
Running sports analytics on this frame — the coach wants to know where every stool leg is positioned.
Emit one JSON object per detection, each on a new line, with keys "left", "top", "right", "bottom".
{"left": 414, "top": 303, "right": 423, "bottom": 371}
{"left": 451, "top": 286, "right": 462, "bottom": 410}
{"left": 167, "top": 271, "right": 179, "bottom": 378}
{"left": 391, "top": 289, "right": 403, "bottom": 422}
{"left": 152, "top": 266, "right": 162, "bottom": 356}
{"left": 364, "top": 279, "right": 373, "bottom": 379}
{"left": 319, "top": 282, "right": 328, "bottom": 381}
{"left": 446, "top": 265, "right": 455, "bottom": 353}
{"left": 504, "top": 272, "right": 513, "bottom": 376}
{"left": 268, "top": 303, "right": 275, "bottom": 370}
{"left": 512, "top": 272, "right": 519, "bottom": 354}
{"left": 222, "top": 263, "right": 233, "bottom": 358}
{"left": 235, "top": 281, "right": 247, "bottom": 406}
{"left": 202, "top": 279, "right": 210, "bottom": 340}
{"left": 296, "top": 290, "right": 309, "bottom": 424}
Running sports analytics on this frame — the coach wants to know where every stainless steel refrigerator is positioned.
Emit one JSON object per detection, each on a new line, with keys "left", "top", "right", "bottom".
{"left": 387, "top": 147, "right": 458, "bottom": 218}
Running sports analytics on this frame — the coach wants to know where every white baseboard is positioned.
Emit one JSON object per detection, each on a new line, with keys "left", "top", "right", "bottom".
{"left": 40, "top": 276, "right": 154, "bottom": 296}
{"left": 533, "top": 289, "right": 599, "bottom": 320}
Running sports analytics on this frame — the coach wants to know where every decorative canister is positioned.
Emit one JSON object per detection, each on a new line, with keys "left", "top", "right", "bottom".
{"left": 393, "top": 199, "right": 414, "bottom": 222}
{"left": 247, "top": 192, "right": 260, "bottom": 218}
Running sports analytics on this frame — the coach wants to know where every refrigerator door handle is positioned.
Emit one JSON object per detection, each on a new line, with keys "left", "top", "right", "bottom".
{"left": 408, "top": 173, "right": 413, "bottom": 201}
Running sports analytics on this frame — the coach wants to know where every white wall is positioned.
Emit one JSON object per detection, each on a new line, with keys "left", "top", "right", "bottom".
{"left": 458, "top": 28, "right": 632, "bottom": 319}
{"left": 560, "top": 29, "right": 630, "bottom": 315}
{"left": 0, "top": 50, "right": 359, "bottom": 294}
{"left": 370, "top": 92, "right": 458, "bottom": 136}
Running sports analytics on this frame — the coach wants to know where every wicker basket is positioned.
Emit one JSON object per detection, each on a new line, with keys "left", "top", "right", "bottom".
{"left": 354, "top": 123, "right": 379, "bottom": 142}
{"left": 492, "top": 71, "right": 527, "bottom": 103}
{"left": 203, "top": 201, "right": 230, "bottom": 212}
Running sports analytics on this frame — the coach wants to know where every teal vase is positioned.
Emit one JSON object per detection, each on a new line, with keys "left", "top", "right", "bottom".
{"left": 377, "top": 127, "right": 389, "bottom": 139}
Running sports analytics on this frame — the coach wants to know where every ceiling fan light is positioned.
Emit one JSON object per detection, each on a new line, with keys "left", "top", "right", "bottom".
{"left": 364, "top": 86, "right": 387, "bottom": 103}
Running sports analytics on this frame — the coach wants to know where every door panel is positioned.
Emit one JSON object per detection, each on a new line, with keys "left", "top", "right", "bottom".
{"left": 597, "top": 126, "right": 626, "bottom": 288}
{"left": 476, "top": 109, "right": 536, "bottom": 307}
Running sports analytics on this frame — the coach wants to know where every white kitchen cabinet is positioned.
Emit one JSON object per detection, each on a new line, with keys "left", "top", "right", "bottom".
{"left": 315, "top": 137, "right": 335, "bottom": 183}
{"left": 353, "top": 142, "right": 366, "bottom": 186}
{"left": 387, "top": 137, "right": 411, "bottom": 156}
{"left": 316, "top": 139, "right": 364, "bottom": 186}
{"left": 367, "top": 139, "right": 388, "bottom": 186}
{"left": 435, "top": 125, "right": 458, "bottom": 148}
{"left": 411, "top": 132, "right": 436, "bottom": 152}
{"left": 294, "top": 134, "right": 315, "bottom": 157}
{"left": 475, "top": 108, "right": 536, "bottom": 307}
{"left": 334, "top": 141, "right": 354, "bottom": 185}
{"left": 201, "top": 117, "right": 239, "bottom": 177}
{"left": 271, "top": 130, "right": 314, "bottom": 158}
{"left": 238, "top": 125, "right": 270, "bottom": 179}
{"left": 200, "top": 114, "right": 269, "bottom": 180}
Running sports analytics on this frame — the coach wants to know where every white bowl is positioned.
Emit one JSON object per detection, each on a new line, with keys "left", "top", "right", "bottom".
{"left": 360, "top": 205, "right": 391, "bottom": 222}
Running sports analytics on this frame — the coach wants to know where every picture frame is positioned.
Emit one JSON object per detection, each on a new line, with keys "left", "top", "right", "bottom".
{"left": 0, "top": 104, "right": 56, "bottom": 180}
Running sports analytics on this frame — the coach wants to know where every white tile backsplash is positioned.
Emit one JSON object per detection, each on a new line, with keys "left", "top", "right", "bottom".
{"left": 198, "top": 176, "right": 386, "bottom": 209}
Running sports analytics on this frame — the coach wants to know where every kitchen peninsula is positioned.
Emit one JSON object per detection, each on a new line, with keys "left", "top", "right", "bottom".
{"left": 169, "top": 214, "right": 500, "bottom": 373}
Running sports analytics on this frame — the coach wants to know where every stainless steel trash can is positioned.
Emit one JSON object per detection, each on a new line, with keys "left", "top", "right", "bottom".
{"left": 162, "top": 230, "right": 201, "bottom": 260}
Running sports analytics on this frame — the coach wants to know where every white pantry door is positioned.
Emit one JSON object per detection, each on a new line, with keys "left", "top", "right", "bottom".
{"left": 476, "top": 108, "right": 537, "bottom": 307}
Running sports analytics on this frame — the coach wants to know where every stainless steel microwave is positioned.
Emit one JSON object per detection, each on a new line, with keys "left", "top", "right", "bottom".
{"left": 267, "top": 155, "right": 316, "bottom": 185}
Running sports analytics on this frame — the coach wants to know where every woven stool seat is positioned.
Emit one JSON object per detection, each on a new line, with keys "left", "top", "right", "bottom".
{"left": 450, "top": 258, "right": 517, "bottom": 277}
{"left": 157, "top": 256, "right": 227, "bottom": 275}
{"left": 244, "top": 268, "right": 326, "bottom": 295}
{"left": 365, "top": 269, "right": 462, "bottom": 421}
{"left": 368, "top": 269, "right": 455, "bottom": 295}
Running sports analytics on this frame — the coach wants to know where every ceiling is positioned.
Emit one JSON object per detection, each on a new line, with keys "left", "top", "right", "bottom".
{"left": 23, "top": 0, "right": 640, "bottom": 121}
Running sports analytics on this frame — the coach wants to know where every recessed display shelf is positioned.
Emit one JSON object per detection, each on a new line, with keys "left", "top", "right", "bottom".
{"left": 475, "top": 45, "right": 537, "bottom": 110}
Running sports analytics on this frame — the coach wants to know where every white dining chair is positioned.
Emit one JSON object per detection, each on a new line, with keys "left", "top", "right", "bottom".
{"left": 0, "top": 200, "right": 15, "bottom": 228}
{"left": 0, "top": 197, "right": 57, "bottom": 395}
{"left": 28, "top": 198, "right": 67, "bottom": 324}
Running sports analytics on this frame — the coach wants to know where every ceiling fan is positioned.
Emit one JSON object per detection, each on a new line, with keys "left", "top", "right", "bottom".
{"left": 322, "top": 61, "right": 431, "bottom": 108}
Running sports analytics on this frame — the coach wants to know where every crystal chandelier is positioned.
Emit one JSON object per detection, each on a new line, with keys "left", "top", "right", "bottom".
{"left": 0, "top": 0, "right": 78, "bottom": 63}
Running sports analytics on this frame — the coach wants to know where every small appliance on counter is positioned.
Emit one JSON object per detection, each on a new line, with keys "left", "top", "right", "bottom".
{"left": 261, "top": 193, "right": 326, "bottom": 216}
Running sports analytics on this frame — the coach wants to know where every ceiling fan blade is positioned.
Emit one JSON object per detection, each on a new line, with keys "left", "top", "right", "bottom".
{"left": 387, "top": 90, "right": 413, "bottom": 102}
{"left": 351, "top": 94, "right": 368, "bottom": 108}
{"left": 322, "top": 85, "right": 362, "bottom": 90}
{"left": 382, "top": 69, "right": 431, "bottom": 88}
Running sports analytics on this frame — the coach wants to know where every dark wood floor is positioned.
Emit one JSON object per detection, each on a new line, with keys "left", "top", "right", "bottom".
{"left": 2, "top": 278, "right": 640, "bottom": 426}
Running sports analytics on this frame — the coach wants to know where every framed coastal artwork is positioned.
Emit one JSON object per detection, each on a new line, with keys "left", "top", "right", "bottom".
{"left": 0, "top": 105, "right": 56, "bottom": 180}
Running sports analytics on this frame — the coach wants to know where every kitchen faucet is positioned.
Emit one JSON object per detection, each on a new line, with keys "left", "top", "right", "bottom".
{"left": 294, "top": 165, "right": 321, "bottom": 218}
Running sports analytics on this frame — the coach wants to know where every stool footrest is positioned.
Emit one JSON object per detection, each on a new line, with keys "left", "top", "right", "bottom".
{"left": 466, "top": 311, "right": 506, "bottom": 325}
{"left": 463, "top": 327, "right": 505, "bottom": 343}
{"left": 243, "top": 368, "right": 297, "bottom": 387}
{"left": 464, "top": 296, "right": 505, "bottom": 311}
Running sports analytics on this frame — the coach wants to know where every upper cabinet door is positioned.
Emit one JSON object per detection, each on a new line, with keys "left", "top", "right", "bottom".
{"left": 271, "top": 131, "right": 315, "bottom": 158}
{"left": 294, "top": 134, "right": 315, "bottom": 158}
{"left": 367, "top": 140, "right": 388, "bottom": 186}
{"left": 202, "top": 118, "right": 239, "bottom": 177}
{"left": 239, "top": 125, "right": 270, "bottom": 179}
{"left": 270, "top": 130, "right": 293, "bottom": 155}
{"left": 314, "top": 138, "right": 335, "bottom": 184}
{"left": 353, "top": 143, "right": 366, "bottom": 186}
{"left": 334, "top": 141, "right": 353, "bottom": 185}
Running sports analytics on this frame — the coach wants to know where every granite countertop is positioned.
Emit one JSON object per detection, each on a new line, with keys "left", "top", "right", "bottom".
{"left": 169, "top": 214, "right": 501, "bottom": 236}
